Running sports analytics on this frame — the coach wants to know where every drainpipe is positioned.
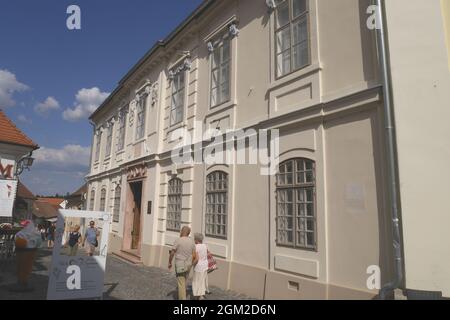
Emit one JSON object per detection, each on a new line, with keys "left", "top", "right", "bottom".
{"left": 375, "top": 0, "right": 404, "bottom": 300}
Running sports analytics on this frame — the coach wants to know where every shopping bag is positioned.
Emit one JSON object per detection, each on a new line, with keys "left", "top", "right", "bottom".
{"left": 207, "top": 251, "right": 218, "bottom": 273}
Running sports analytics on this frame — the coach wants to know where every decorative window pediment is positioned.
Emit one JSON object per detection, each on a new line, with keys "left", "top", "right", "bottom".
{"left": 168, "top": 58, "right": 192, "bottom": 81}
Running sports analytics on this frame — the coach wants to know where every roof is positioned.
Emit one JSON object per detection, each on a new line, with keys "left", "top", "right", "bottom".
{"left": 71, "top": 183, "right": 87, "bottom": 197}
{"left": 16, "top": 181, "right": 36, "bottom": 200}
{"left": 66, "top": 198, "right": 85, "bottom": 209}
{"left": 0, "top": 109, "right": 39, "bottom": 149}
{"left": 89, "top": 0, "right": 217, "bottom": 120}
{"left": 37, "top": 198, "right": 65, "bottom": 209}
{"left": 66, "top": 184, "right": 87, "bottom": 208}
{"left": 32, "top": 200, "right": 58, "bottom": 219}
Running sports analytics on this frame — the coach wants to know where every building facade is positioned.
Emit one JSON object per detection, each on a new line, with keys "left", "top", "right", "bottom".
{"left": 0, "top": 109, "right": 39, "bottom": 223}
{"left": 86, "top": 0, "right": 450, "bottom": 299}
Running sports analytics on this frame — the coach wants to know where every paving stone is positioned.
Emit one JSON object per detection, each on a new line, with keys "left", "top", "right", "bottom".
{"left": 0, "top": 248, "right": 254, "bottom": 300}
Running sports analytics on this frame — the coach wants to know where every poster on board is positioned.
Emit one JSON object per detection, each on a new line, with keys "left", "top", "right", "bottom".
{"left": 46, "top": 209, "right": 111, "bottom": 300}
{"left": 0, "top": 179, "right": 17, "bottom": 217}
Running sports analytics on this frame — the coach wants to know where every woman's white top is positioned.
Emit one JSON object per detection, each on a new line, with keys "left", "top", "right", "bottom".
{"left": 194, "top": 243, "right": 208, "bottom": 273}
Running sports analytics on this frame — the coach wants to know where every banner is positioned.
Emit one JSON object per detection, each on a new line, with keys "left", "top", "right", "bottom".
{"left": 0, "top": 179, "right": 17, "bottom": 217}
{"left": 46, "top": 209, "right": 111, "bottom": 300}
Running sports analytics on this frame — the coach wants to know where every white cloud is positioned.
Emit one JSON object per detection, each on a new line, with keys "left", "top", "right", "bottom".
{"left": 22, "top": 144, "right": 91, "bottom": 196}
{"left": 34, "top": 96, "right": 60, "bottom": 115}
{"left": 0, "top": 69, "right": 29, "bottom": 108}
{"left": 17, "top": 114, "right": 32, "bottom": 124}
{"left": 33, "top": 144, "right": 91, "bottom": 168}
{"left": 63, "top": 87, "right": 110, "bottom": 122}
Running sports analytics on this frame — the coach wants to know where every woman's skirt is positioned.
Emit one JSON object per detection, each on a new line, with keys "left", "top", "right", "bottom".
{"left": 192, "top": 270, "right": 208, "bottom": 297}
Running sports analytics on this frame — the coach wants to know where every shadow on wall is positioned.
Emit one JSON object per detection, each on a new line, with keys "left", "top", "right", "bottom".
{"left": 358, "top": 0, "right": 380, "bottom": 83}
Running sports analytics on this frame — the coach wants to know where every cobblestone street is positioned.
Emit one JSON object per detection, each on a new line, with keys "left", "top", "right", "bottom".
{"left": 0, "top": 249, "right": 252, "bottom": 300}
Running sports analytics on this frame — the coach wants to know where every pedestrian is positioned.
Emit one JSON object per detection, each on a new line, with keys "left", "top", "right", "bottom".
{"left": 39, "top": 225, "right": 46, "bottom": 242}
{"left": 47, "top": 223, "right": 55, "bottom": 248}
{"left": 168, "top": 226, "right": 197, "bottom": 300}
{"left": 65, "top": 225, "right": 82, "bottom": 256}
{"left": 82, "top": 221, "right": 99, "bottom": 256}
{"left": 192, "top": 233, "right": 209, "bottom": 300}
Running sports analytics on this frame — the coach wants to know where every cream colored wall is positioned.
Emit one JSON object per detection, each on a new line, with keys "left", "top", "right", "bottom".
{"left": 89, "top": 0, "right": 380, "bottom": 175}
{"left": 324, "top": 106, "right": 389, "bottom": 294}
{"left": 441, "top": 0, "right": 450, "bottom": 69}
{"left": 384, "top": 0, "right": 450, "bottom": 296}
{"left": 86, "top": 0, "right": 394, "bottom": 298}
{"left": 232, "top": 163, "right": 269, "bottom": 269}
{"left": 318, "top": 0, "right": 379, "bottom": 97}
{"left": 269, "top": 124, "right": 328, "bottom": 284}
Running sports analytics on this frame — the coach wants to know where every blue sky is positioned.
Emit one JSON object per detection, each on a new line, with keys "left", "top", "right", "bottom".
{"left": 0, "top": 0, "right": 203, "bottom": 196}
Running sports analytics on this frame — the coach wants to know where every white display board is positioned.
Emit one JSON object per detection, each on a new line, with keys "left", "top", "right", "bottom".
{"left": 47, "top": 209, "right": 111, "bottom": 300}
{"left": 0, "top": 179, "right": 17, "bottom": 217}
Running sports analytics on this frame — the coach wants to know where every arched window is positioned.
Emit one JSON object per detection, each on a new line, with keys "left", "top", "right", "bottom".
{"left": 100, "top": 188, "right": 107, "bottom": 212}
{"left": 113, "top": 186, "right": 121, "bottom": 223}
{"left": 167, "top": 178, "right": 183, "bottom": 231}
{"left": 276, "top": 158, "right": 316, "bottom": 250}
{"left": 89, "top": 190, "right": 95, "bottom": 211}
{"left": 206, "top": 171, "right": 228, "bottom": 239}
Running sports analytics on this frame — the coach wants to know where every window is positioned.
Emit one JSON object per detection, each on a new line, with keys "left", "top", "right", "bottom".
{"left": 170, "top": 70, "right": 186, "bottom": 125}
{"left": 135, "top": 96, "right": 146, "bottom": 140}
{"left": 100, "top": 188, "right": 106, "bottom": 212}
{"left": 167, "top": 178, "right": 183, "bottom": 232}
{"left": 275, "top": 0, "right": 310, "bottom": 78}
{"left": 210, "top": 37, "right": 231, "bottom": 107}
{"left": 205, "top": 171, "right": 228, "bottom": 238}
{"left": 276, "top": 158, "right": 316, "bottom": 250}
{"left": 105, "top": 124, "right": 113, "bottom": 157}
{"left": 113, "top": 186, "right": 121, "bottom": 223}
{"left": 89, "top": 190, "right": 95, "bottom": 211}
{"left": 117, "top": 113, "right": 126, "bottom": 151}
{"left": 95, "top": 131, "right": 102, "bottom": 162}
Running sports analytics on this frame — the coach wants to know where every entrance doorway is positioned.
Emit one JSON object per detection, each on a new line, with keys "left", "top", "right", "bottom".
{"left": 129, "top": 181, "right": 142, "bottom": 251}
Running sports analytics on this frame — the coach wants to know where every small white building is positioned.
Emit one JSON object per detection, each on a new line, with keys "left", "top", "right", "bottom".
{"left": 0, "top": 109, "right": 39, "bottom": 223}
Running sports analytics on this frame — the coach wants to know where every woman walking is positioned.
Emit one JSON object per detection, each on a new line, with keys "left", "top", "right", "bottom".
{"left": 168, "top": 226, "right": 197, "bottom": 300}
{"left": 65, "top": 225, "right": 82, "bottom": 256}
{"left": 192, "top": 233, "right": 209, "bottom": 300}
{"left": 47, "top": 223, "right": 55, "bottom": 248}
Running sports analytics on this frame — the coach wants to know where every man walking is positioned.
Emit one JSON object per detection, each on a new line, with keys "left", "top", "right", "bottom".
{"left": 168, "top": 226, "right": 197, "bottom": 300}
{"left": 82, "top": 221, "right": 99, "bottom": 256}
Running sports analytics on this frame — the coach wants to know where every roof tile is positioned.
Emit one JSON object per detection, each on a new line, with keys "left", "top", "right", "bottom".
{"left": 0, "top": 109, "right": 38, "bottom": 148}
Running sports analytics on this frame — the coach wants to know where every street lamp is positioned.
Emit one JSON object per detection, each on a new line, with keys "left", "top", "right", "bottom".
{"left": 15, "top": 153, "right": 35, "bottom": 177}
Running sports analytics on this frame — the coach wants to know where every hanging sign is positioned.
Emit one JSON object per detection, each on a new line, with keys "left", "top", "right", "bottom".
{"left": 0, "top": 179, "right": 17, "bottom": 217}
{"left": 0, "top": 158, "right": 15, "bottom": 180}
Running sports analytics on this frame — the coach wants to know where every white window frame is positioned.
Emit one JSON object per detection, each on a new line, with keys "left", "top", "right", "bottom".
{"left": 167, "top": 178, "right": 183, "bottom": 232}
{"left": 210, "top": 35, "right": 231, "bottom": 108}
{"left": 135, "top": 95, "right": 147, "bottom": 141}
{"left": 105, "top": 124, "right": 113, "bottom": 157}
{"left": 170, "top": 69, "right": 186, "bottom": 126}
{"left": 89, "top": 190, "right": 95, "bottom": 211}
{"left": 205, "top": 171, "right": 228, "bottom": 239}
{"left": 113, "top": 186, "right": 121, "bottom": 223}
{"left": 117, "top": 113, "right": 126, "bottom": 151}
{"left": 276, "top": 158, "right": 317, "bottom": 250}
{"left": 275, "top": 0, "right": 311, "bottom": 79}
{"left": 99, "top": 188, "right": 107, "bottom": 212}
{"left": 95, "top": 131, "right": 102, "bottom": 162}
